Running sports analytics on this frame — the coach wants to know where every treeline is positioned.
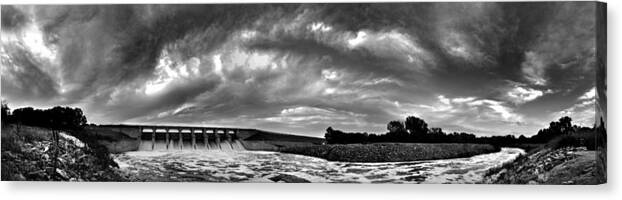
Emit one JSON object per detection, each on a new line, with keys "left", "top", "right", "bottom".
{"left": 1, "top": 103, "right": 87, "bottom": 130}
{"left": 325, "top": 116, "right": 594, "bottom": 146}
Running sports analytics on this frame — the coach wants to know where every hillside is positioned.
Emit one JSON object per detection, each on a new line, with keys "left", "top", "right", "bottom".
{"left": 1, "top": 124, "right": 128, "bottom": 181}
{"left": 238, "top": 129, "right": 325, "bottom": 151}
{"left": 483, "top": 147, "right": 604, "bottom": 184}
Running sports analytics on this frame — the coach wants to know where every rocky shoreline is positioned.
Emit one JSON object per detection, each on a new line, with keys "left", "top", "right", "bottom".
{"left": 280, "top": 143, "right": 499, "bottom": 162}
{"left": 1, "top": 125, "right": 129, "bottom": 181}
{"left": 483, "top": 146, "right": 604, "bottom": 184}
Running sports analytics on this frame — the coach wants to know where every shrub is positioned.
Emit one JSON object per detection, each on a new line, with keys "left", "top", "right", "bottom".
{"left": 546, "top": 130, "right": 597, "bottom": 150}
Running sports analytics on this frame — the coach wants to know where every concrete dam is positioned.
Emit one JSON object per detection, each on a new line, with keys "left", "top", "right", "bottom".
{"left": 139, "top": 126, "right": 244, "bottom": 151}
{"left": 84, "top": 124, "right": 325, "bottom": 153}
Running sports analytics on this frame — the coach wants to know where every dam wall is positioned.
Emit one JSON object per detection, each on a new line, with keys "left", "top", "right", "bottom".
{"left": 138, "top": 127, "right": 243, "bottom": 151}
{"left": 85, "top": 125, "right": 325, "bottom": 153}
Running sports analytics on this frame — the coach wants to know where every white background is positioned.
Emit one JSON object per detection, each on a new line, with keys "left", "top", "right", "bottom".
{"left": 1, "top": 0, "right": 620, "bottom": 200}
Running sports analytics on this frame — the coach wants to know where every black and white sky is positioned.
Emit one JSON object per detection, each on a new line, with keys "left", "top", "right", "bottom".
{"left": 1, "top": 3, "right": 597, "bottom": 137}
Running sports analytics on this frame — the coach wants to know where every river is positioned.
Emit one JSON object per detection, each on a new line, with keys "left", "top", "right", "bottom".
{"left": 113, "top": 147, "right": 524, "bottom": 183}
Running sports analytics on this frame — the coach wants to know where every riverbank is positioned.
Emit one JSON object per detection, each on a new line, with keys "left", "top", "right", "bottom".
{"left": 482, "top": 146, "right": 604, "bottom": 184}
{"left": 279, "top": 143, "right": 499, "bottom": 162}
{"left": 1, "top": 124, "right": 128, "bottom": 181}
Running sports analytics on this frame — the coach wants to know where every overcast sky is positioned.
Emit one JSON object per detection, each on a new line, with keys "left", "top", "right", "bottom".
{"left": 1, "top": 3, "right": 597, "bottom": 137}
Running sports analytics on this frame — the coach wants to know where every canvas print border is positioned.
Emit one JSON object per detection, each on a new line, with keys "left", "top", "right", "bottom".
{"left": 0, "top": 2, "right": 607, "bottom": 184}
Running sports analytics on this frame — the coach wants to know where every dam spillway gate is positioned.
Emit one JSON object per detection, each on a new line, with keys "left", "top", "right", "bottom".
{"left": 138, "top": 126, "right": 244, "bottom": 151}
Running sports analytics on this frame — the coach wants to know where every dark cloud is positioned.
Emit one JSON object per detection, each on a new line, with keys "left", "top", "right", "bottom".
{"left": 94, "top": 76, "right": 221, "bottom": 122}
{"left": 1, "top": 43, "right": 59, "bottom": 103}
{"left": 1, "top": 3, "right": 599, "bottom": 137}
{"left": 1, "top": 5, "right": 29, "bottom": 31}
{"left": 33, "top": 5, "right": 280, "bottom": 101}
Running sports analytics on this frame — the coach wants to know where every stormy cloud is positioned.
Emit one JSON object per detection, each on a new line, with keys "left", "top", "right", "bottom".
{"left": 1, "top": 3, "right": 598, "bottom": 137}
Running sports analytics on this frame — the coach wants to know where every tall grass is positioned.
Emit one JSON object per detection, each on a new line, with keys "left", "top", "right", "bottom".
{"left": 1, "top": 124, "right": 52, "bottom": 180}
{"left": 1, "top": 125, "right": 50, "bottom": 152}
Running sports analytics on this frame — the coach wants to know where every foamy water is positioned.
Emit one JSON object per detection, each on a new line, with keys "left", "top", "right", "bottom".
{"left": 113, "top": 148, "right": 524, "bottom": 183}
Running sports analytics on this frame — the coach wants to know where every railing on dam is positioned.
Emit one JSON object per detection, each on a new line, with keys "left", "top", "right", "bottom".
{"left": 138, "top": 126, "right": 244, "bottom": 151}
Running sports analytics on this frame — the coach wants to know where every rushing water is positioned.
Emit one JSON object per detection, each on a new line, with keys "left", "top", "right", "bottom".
{"left": 139, "top": 140, "right": 245, "bottom": 151}
{"left": 113, "top": 148, "right": 524, "bottom": 183}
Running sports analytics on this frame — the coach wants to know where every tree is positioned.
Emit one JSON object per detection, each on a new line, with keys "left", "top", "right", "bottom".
{"left": 518, "top": 135, "right": 527, "bottom": 143}
{"left": 1, "top": 101, "right": 9, "bottom": 123}
{"left": 529, "top": 116, "right": 575, "bottom": 143}
{"left": 405, "top": 116, "right": 428, "bottom": 135}
{"left": 386, "top": 120, "right": 409, "bottom": 142}
{"left": 9, "top": 106, "right": 87, "bottom": 130}
{"left": 387, "top": 120, "right": 405, "bottom": 133}
{"left": 558, "top": 116, "right": 572, "bottom": 134}
{"left": 324, "top": 127, "right": 335, "bottom": 143}
{"left": 429, "top": 127, "right": 443, "bottom": 134}
{"left": 322, "top": 115, "right": 589, "bottom": 146}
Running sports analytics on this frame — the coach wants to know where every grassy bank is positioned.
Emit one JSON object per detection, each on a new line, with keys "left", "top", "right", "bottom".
{"left": 1, "top": 124, "right": 128, "bottom": 181}
{"left": 280, "top": 143, "right": 499, "bottom": 162}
